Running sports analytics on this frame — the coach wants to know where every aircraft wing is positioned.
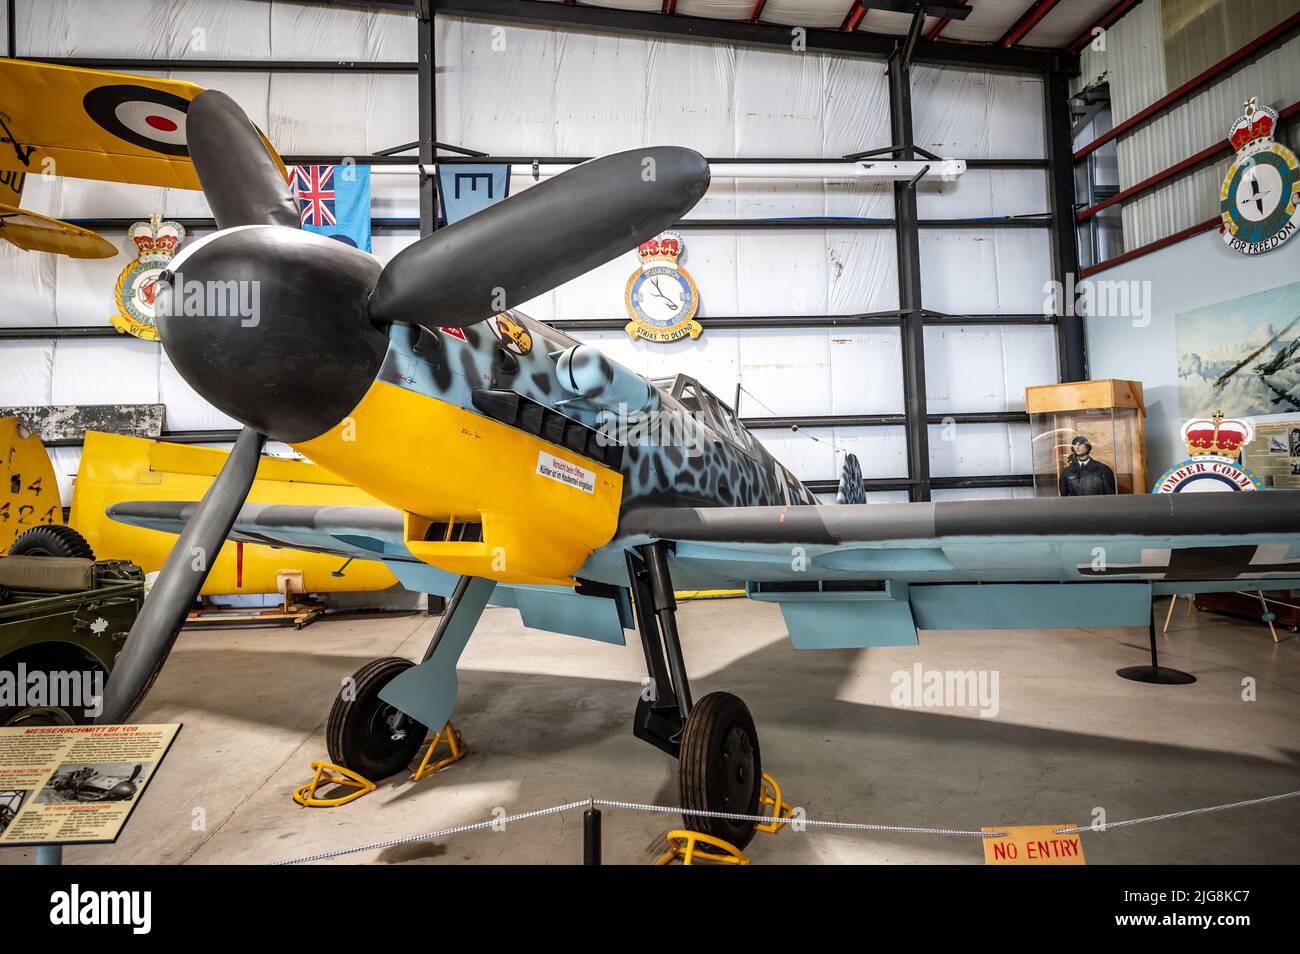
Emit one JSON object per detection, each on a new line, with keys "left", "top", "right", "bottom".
{"left": 0, "top": 59, "right": 286, "bottom": 189}
{"left": 0, "top": 201, "right": 118, "bottom": 258}
{"left": 106, "top": 500, "right": 632, "bottom": 645}
{"left": 106, "top": 492, "right": 1300, "bottom": 651}
{"left": 106, "top": 500, "right": 411, "bottom": 562}
{"left": 616, "top": 493, "right": 1300, "bottom": 648}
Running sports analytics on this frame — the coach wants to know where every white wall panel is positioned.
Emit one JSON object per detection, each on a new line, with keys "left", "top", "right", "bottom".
{"left": 933, "top": 422, "right": 1033, "bottom": 479}
{"left": 554, "top": 33, "right": 650, "bottom": 155}
{"left": 50, "top": 243, "right": 134, "bottom": 327}
{"left": 826, "top": 230, "right": 898, "bottom": 313}
{"left": 0, "top": 245, "right": 57, "bottom": 328}
{"left": 645, "top": 38, "right": 737, "bottom": 155}
{"left": 916, "top": 170, "right": 1049, "bottom": 219}
{"left": 912, "top": 67, "right": 1046, "bottom": 159}
{"left": 822, "top": 54, "right": 892, "bottom": 155}
{"left": 735, "top": 47, "right": 824, "bottom": 157}
{"left": 454, "top": 22, "right": 560, "bottom": 154}
{"left": 0, "top": 341, "right": 54, "bottom": 403}
{"left": 16, "top": 0, "right": 170, "bottom": 56}
{"left": 169, "top": 0, "right": 272, "bottom": 58}
{"left": 269, "top": 74, "right": 418, "bottom": 155}
{"left": 49, "top": 447, "right": 83, "bottom": 507}
{"left": 159, "top": 353, "right": 240, "bottom": 431}
{"left": 49, "top": 339, "right": 160, "bottom": 405}
{"left": 919, "top": 230, "right": 1054, "bottom": 315}
{"left": 736, "top": 231, "right": 830, "bottom": 316}
{"left": 826, "top": 329, "right": 903, "bottom": 414}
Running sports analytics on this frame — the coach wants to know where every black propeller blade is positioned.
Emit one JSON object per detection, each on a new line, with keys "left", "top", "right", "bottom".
{"left": 368, "top": 146, "right": 710, "bottom": 329}
{"left": 98, "top": 429, "right": 265, "bottom": 724}
{"left": 98, "top": 94, "right": 295, "bottom": 723}
{"left": 186, "top": 90, "right": 299, "bottom": 231}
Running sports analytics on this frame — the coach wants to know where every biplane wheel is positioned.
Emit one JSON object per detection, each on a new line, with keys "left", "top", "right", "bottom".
{"left": 326, "top": 657, "right": 427, "bottom": 782}
{"left": 8, "top": 525, "right": 95, "bottom": 560}
{"left": 678, "top": 691, "right": 762, "bottom": 851}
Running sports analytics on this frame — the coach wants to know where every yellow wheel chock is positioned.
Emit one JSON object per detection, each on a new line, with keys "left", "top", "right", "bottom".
{"left": 755, "top": 772, "right": 794, "bottom": 834}
{"left": 654, "top": 772, "right": 791, "bottom": 864}
{"left": 411, "top": 722, "right": 468, "bottom": 781}
{"left": 292, "top": 761, "right": 377, "bottom": 808}
{"left": 655, "top": 830, "right": 751, "bottom": 866}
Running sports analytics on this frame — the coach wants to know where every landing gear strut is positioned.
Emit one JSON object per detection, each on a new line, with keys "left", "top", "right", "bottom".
{"left": 327, "top": 576, "right": 492, "bottom": 781}
{"left": 627, "top": 543, "right": 763, "bottom": 850}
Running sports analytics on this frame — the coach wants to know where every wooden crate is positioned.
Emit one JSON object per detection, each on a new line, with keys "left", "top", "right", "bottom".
{"left": 1025, "top": 379, "right": 1146, "bottom": 415}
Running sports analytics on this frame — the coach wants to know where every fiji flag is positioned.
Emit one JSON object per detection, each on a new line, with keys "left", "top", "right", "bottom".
{"left": 290, "top": 164, "right": 372, "bottom": 252}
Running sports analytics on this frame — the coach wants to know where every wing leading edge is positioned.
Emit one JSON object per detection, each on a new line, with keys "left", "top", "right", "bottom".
{"left": 613, "top": 493, "right": 1300, "bottom": 649}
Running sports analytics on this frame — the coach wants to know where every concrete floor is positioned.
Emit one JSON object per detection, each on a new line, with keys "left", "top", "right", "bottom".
{"left": 4, "top": 597, "right": 1298, "bottom": 865}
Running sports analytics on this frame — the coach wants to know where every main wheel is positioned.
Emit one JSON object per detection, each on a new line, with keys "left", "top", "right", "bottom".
{"left": 326, "top": 657, "right": 428, "bottom": 781}
{"left": 678, "top": 691, "right": 762, "bottom": 851}
{"left": 8, "top": 525, "right": 95, "bottom": 559}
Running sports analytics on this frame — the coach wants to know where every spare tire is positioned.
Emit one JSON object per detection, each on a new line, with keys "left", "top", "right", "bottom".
{"left": 8, "top": 525, "right": 95, "bottom": 560}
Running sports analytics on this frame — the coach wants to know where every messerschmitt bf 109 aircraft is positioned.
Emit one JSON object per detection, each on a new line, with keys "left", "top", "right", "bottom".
{"left": 11, "top": 62, "right": 1300, "bottom": 849}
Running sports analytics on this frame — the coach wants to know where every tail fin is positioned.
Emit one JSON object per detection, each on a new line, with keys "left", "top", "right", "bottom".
{"left": 836, "top": 453, "right": 866, "bottom": 504}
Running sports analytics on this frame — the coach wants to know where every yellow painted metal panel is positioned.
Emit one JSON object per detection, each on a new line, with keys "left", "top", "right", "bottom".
{"left": 69, "top": 432, "right": 397, "bottom": 595}
{"left": 297, "top": 380, "right": 623, "bottom": 586}
{"left": 0, "top": 417, "right": 62, "bottom": 553}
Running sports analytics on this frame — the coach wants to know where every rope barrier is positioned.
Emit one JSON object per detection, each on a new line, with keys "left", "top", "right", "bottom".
{"left": 1050, "top": 789, "right": 1300, "bottom": 836}
{"left": 274, "top": 787, "right": 1300, "bottom": 865}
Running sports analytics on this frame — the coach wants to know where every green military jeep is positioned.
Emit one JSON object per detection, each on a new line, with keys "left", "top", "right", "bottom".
{"left": 0, "top": 526, "right": 144, "bottom": 726}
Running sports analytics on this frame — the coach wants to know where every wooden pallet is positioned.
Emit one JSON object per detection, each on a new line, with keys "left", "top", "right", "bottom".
{"left": 185, "top": 599, "right": 326, "bottom": 629}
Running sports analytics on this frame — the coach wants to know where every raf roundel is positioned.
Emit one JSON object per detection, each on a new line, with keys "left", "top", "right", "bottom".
{"left": 82, "top": 84, "right": 192, "bottom": 157}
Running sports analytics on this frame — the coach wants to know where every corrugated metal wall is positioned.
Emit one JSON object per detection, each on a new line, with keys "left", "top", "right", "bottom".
{"left": 1079, "top": 0, "right": 1300, "bottom": 249}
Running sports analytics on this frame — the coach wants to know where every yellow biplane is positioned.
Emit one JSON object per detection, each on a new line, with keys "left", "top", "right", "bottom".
{"left": 0, "top": 58, "right": 283, "bottom": 258}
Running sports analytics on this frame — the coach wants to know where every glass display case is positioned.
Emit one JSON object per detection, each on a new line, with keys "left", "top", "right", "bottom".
{"left": 1025, "top": 380, "right": 1147, "bottom": 497}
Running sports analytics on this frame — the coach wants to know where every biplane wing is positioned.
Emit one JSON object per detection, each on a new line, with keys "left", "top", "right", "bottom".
{"left": 0, "top": 59, "right": 286, "bottom": 190}
{"left": 0, "top": 200, "right": 117, "bottom": 257}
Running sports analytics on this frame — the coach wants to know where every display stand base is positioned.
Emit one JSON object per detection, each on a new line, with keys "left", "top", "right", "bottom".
{"left": 1116, "top": 665, "right": 1197, "bottom": 685}
{"left": 1117, "top": 616, "right": 1196, "bottom": 685}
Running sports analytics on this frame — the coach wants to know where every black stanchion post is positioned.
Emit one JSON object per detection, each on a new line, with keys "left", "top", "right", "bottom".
{"left": 583, "top": 807, "right": 601, "bottom": 865}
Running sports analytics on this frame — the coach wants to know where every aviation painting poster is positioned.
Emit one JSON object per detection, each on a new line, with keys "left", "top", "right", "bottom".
{"left": 1176, "top": 280, "right": 1300, "bottom": 418}
{"left": 0, "top": 724, "right": 179, "bottom": 846}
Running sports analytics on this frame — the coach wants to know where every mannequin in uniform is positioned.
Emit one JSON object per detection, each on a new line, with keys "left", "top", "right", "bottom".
{"left": 1058, "top": 436, "right": 1116, "bottom": 497}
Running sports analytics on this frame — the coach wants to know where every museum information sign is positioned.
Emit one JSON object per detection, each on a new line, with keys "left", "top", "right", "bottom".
{"left": 1241, "top": 419, "right": 1300, "bottom": 489}
{"left": 981, "top": 824, "right": 1086, "bottom": 865}
{"left": 0, "top": 723, "right": 180, "bottom": 847}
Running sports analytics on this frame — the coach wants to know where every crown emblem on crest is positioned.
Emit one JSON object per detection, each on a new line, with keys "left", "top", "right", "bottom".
{"left": 1182, "top": 411, "right": 1254, "bottom": 458}
{"left": 128, "top": 215, "right": 185, "bottom": 265}
{"left": 1228, "top": 98, "right": 1278, "bottom": 155}
{"left": 637, "top": 231, "right": 683, "bottom": 265}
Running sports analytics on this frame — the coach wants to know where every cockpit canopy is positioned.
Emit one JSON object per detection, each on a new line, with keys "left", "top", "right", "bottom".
{"left": 651, "top": 374, "right": 753, "bottom": 451}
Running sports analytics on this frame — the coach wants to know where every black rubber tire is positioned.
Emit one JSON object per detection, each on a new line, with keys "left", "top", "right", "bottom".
{"left": 8, "top": 525, "right": 95, "bottom": 560}
{"left": 326, "top": 657, "right": 427, "bottom": 782}
{"left": 678, "top": 691, "right": 762, "bottom": 851}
